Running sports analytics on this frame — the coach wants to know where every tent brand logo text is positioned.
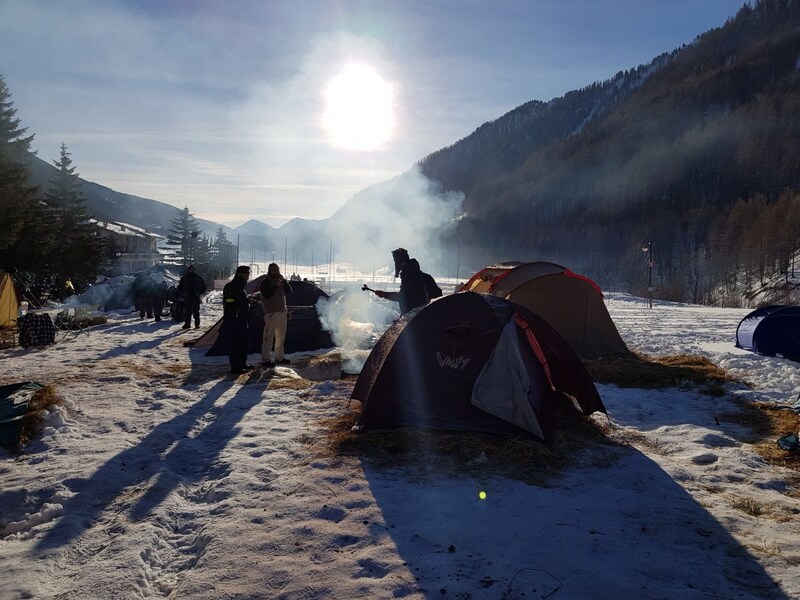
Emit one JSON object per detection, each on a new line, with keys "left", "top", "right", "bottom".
{"left": 436, "top": 352, "right": 471, "bottom": 370}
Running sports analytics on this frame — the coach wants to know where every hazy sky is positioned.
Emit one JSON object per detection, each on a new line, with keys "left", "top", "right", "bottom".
{"left": 0, "top": 0, "right": 747, "bottom": 228}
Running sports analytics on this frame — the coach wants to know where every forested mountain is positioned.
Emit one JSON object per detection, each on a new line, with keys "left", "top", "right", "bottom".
{"left": 418, "top": 0, "right": 800, "bottom": 305}
{"left": 25, "top": 153, "right": 227, "bottom": 239}
{"left": 13, "top": 0, "right": 799, "bottom": 306}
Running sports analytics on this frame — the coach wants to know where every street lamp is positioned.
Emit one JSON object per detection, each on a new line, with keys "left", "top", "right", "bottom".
{"left": 642, "top": 240, "right": 653, "bottom": 309}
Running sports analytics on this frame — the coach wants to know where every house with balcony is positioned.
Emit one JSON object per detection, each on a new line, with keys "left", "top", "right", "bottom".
{"left": 90, "top": 219, "right": 164, "bottom": 274}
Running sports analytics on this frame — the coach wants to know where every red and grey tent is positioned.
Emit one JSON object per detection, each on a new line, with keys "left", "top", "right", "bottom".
{"left": 352, "top": 292, "right": 605, "bottom": 447}
{"left": 460, "top": 261, "right": 628, "bottom": 358}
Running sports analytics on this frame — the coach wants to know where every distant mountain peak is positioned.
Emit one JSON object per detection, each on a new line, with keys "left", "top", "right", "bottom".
{"left": 233, "top": 219, "right": 275, "bottom": 236}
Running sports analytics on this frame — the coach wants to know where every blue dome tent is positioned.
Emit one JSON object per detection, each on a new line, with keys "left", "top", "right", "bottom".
{"left": 735, "top": 305, "right": 800, "bottom": 362}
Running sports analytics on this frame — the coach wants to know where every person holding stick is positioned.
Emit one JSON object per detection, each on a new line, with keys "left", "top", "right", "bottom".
{"left": 367, "top": 248, "right": 441, "bottom": 315}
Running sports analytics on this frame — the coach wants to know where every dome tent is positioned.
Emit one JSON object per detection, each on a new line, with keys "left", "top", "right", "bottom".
{"left": 460, "top": 261, "right": 628, "bottom": 358}
{"left": 194, "top": 279, "right": 334, "bottom": 356}
{"left": 352, "top": 292, "right": 605, "bottom": 447}
{"left": 735, "top": 305, "right": 800, "bottom": 362}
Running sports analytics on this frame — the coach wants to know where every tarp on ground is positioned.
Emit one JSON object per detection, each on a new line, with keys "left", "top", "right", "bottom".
{"left": 0, "top": 382, "right": 43, "bottom": 448}
{"left": 78, "top": 265, "right": 183, "bottom": 311}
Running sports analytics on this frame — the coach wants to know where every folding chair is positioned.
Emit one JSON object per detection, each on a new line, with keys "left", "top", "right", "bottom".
{"left": 56, "top": 307, "right": 90, "bottom": 340}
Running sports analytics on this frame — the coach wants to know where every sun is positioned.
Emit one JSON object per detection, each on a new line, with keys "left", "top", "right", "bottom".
{"left": 322, "top": 64, "right": 394, "bottom": 151}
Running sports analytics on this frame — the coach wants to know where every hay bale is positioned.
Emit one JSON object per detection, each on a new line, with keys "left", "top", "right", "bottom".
{"left": 584, "top": 352, "right": 737, "bottom": 391}
{"left": 313, "top": 405, "right": 619, "bottom": 485}
{"left": 2, "top": 385, "right": 63, "bottom": 452}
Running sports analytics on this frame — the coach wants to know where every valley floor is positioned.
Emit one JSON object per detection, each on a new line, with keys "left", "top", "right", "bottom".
{"left": 1, "top": 293, "right": 799, "bottom": 599}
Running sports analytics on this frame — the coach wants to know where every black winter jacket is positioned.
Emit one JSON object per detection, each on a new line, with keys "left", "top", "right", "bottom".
{"left": 385, "top": 258, "right": 428, "bottom": 314}
{"left": 178, "top": 271, "right": 207, "bottom": 298}
{"left": 222, "top": 278, "right": 249, "bottom": 323}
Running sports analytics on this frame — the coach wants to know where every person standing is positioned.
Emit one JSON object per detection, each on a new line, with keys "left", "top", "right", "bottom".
{"left": 131, "top": 273, "right": 152, "bottom": 319}
{"left": 371, "top": 248, "right": 439, "bottom": 314}
{"left": 178, "top": 265, "right": 207, "bottom": 330}
{"left": 222, "top": 265, "right": 253, "bottom": 375}
{"left": 259, "top": 262, "right": 293, "bottom": 366}
{"left": 151, "top": 280, "right": 168, "bottom": 322}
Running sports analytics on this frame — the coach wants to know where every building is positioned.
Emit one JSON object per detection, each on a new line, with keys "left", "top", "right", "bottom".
{"left": 90, "top": 219, "right": 164, "bottom": 274}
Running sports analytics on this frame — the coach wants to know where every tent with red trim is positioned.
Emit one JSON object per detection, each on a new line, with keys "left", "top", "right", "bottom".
{"left": 352, "top": 292, "right": 605, "bottom": 447}
{"left": 460, "top": 261, "right": 628, "bottom": 357}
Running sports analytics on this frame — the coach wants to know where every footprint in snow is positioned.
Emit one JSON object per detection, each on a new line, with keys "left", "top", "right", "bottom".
{"left": 354, "top": 557, "right": 390, "bottom": 579}
{"left": 700, "top": 433, "right": 739, "bottom": 448}
{"left": 317, "top": 505, "right": 346, "bottom": 523}
{"left": 691, "top": 452, "right": 719, "bottom": 465}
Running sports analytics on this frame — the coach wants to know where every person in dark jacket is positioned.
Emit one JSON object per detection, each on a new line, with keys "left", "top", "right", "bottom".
{"left": 372, "top": 248, "right": 430, "bottom": 314}
{"left": 178, "top": 265, "right": 207, "bottom": 329}
{"left": 222, "top": 265, "right": 253, "bottom": 375}
{"left": 150, "top": 280, "right": 169, "bottom": 322}
{"left": 131, "top": 273, "right": 152, "bottom": 319}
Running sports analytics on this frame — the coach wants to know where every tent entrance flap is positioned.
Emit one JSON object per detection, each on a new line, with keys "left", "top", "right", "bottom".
{"left": 471, "top": 319, "right": 547, "bottom": 442}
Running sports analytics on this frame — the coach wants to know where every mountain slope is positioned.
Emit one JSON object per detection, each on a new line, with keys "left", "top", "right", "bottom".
{"left": 25, "top": 153, "right": 228, "bottom": 238}
{"left": 413, "top": 0, "right": 800, "bottom": 299}
{"left": 418, "top": 50, "right": 675, "bottom": 201}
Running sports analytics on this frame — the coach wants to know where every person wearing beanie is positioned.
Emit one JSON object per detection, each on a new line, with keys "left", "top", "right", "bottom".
{"left": 222, "top": 265, "right": 253, "bottom": 375}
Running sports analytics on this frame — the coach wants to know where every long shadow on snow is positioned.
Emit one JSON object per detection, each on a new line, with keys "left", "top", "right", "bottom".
{"left": 362, "top": 447, "right": 788, "bottom": 600}
{"left": 97, "top": 321, "right": 182, "bottom": 360}
{"left": 33, "top": 369, "right": 264, "bottom": 551}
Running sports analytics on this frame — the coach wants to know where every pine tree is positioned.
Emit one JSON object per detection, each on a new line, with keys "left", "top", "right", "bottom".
{"left": 44, "top": 143, "right": 104, "bottom": 286}
{"left": 46, "top": 143, "right": 85, "bottom": 212}
{"left": 0, "top": 74, "right": 54, "bottom": 268}
{"left": 210, "top": 226, "right": 235, "bottom": 278}
{"left": 166, "top": 206, "right": 202, "bottom": 265}
{"left": 194, "top": 234, "right": 212, "bottom": 274}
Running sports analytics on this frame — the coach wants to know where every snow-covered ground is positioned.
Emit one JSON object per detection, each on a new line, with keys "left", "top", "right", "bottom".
{"left": 1, "top": 292, "right": 800, "bottom": 599}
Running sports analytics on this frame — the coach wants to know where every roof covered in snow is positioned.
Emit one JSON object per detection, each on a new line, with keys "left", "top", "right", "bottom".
{"left": 89, "top": 219, "right": 164, "bottom": 240}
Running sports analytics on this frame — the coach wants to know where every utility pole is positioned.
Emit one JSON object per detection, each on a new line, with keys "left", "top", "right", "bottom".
{"left": 236, "top": 234, "right": 240, "bottom": 267}
{"left": 647, "top": 240, "right": 653, "bottom": 309}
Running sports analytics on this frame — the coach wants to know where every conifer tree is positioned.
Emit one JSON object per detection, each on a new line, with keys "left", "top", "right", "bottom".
{"left": 194, "top": 233, "right": 213, "bottom": 274}
{"left": 46, "top": 143, "right": 85, "bottom": 212}
{"left": 167, "top": 206, "right": 202, "bottom": 265}
{"left": 44, "top": 143, "right": 104, "bottom": 285}
{"left": 210, "top": 226, "right": 235, "bottom": 277}
{"left": 0, "top": 74, "right": 54, "bottom": 268}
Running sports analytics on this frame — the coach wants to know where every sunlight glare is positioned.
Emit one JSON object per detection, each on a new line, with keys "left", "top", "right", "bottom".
{"left": 323, "top": 64, "right": 394, "bottom": 151}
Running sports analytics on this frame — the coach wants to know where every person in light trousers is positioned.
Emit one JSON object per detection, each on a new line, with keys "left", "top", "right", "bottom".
{"left": 260, "top": 263, "right": 293, "bottom": 366}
